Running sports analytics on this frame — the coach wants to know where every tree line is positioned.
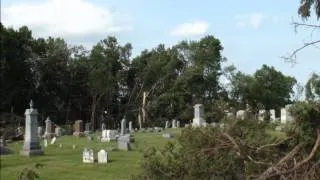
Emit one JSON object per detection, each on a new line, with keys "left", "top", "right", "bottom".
{"left": 1, "top": 22, "right": 319, "bottom": 130}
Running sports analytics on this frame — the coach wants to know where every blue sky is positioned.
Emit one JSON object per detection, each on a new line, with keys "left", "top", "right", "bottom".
{"left": 2, "top": 0, "right": 319, "bottom": 87}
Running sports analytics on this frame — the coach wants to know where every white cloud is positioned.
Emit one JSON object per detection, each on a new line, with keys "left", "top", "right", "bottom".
{"left": 2, "top": 0, "right": 132, "bottom": 38}
{"left": 171, "top": 20, "right": 209, "bottom": 37}
{"left": 235, "top": 13, "right": 265, "bottom": 29}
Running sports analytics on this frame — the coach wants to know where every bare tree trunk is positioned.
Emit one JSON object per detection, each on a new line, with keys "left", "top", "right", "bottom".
{"left": 138, "top": 111, "right": 142, "bottom": 129}
{"left": 142, "top": 91, "right": 146, "bottom": 125}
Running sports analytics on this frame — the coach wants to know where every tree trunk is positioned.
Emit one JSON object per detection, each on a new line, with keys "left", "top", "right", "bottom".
{"left": 138, "top": 111, "right": 142, "bottom": 129}
{"left": 142, "top": 91, "right": 146, "bottom": 125}
{"left": 90, "top": 97, "right": 97, "bottom": 131}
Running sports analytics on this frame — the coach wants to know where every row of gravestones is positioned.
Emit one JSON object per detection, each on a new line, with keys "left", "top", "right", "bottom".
{"left": 231, "top": 104, "right": 294, "bottom": 123}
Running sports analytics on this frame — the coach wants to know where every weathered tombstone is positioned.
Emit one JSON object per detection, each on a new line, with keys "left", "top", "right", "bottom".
{"left": 176, "top": 121, "right": 180, "bottom": 128}
{"left": 55, "top": 127, "right": 62, "bottom": 137}
{"left": 97, "top": 149, "right": 108, "bottom": 164}
{"left": 281, "top": 105, "right": 293, "bottom": 124}
{"left": 73, "top": 120, "right": 84, "bottom": 136}
{"left": 83, "top": 148, "right": 94, "bottom": 163}
{"left": 37, "top": 126, "right": 43, "bottom": 137}
{"left": 20, "top": 101, "right": 44, "bottom": 156}
{"left": 120, "top": 116, "right": 126, "bottom": 136}
{"left": 258, "top": 110, "right": 266, "bottom": 121}
{"left": 236, "top": 110, "right": 245, "bottom": 120}
{"left": 101, "top": 130, "right": 117, "bottom": 142}
{"left": 84, "top": 122, "right": 92, "bottom": 135}
{"left": 50, "top": 137, "right": 56, "bottom": 145}
{"left": 117, "top": 134, "right": 132, "bottom": 151}
{"left": 44, "top": 117, "right": 54, "bottom": 138}
{"left": 162, "top": 133, "right": 173, "bottom": 139}
{"left": 192, "top": 104, "right": 206, "bottom": 127}
{"left": 165, "top": 121, "right": 169, "bottom": 129}
{"left": 101, "top": 123, "right": 106, "bottom": 131}
{"left": 172, "top": 119, "right": 177, "bottom": 128}
{"left": 270, "top": 109, "right": 276, "bottom": 122}
{"left": 129, "top": 121, "right": 133, "bottom": 133}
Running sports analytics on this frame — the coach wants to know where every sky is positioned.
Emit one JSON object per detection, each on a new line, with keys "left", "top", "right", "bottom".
{"left": 2, "top": 0, "right": 319, "bottom": 88}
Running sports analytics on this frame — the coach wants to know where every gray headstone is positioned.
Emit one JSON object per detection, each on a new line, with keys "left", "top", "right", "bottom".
{"left": 37, "top": 126, "right": 43, "bottom": 137}
{"left": 44, "top": 117, "right": 54, "bottom": 138}
{"left": 118, "top": 141, "right": 130, "bottom": 151}
{"left": 73, "top": 120, "right": 84, "bottom": 136}
{"left": 20, "top": 100, "right": 44, "bottom": 156}
{"left": 176, "top": 121, "right": 180, "bottom": 128}
{"left": 101, "top": 123, "right": 106, "bottom": 131}
{"left": 84, "top": 123, "right": 92, "bottom": 135}
{"left": 120, "top": 116, "right": 126, "bottom": 136}
{"left": 55, "top": 127, "right": 62, "bottom": 137}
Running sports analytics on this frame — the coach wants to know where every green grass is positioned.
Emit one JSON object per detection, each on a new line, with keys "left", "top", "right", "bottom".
{"left": 0, "top": 128, "right": 181, "bottom": 180}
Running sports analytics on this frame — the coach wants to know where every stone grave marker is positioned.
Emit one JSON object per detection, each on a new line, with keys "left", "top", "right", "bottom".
{"left": 129, "top": 121, "right": 133, "bottom": 133}
{"left": 176, "top": 121, "right": 180, "bottom": 128}
{"left": 83, "top": 148, "right": 94, "bottom": 163}
{"left": 20, "top": 100, "right": 44, "bottom": 156}
{"left": 44, "top": 117, "right": 54, "bottom": 138}
{"left": 38, "top": 126, "right": 43, "bottom": 137}
{"left": 120, "top": 116, "right": 126, "bottom": 136}
{"left": 50, "top": 137, "right": 56, "bottom": 145}
{"left": 97, "top": 149, "right": 108, "bottom": 164}
{"left": 172, "top": 119, "right": 176, "bottom": 128}
{"left": 73, "top": 120, "right": 84, "bottom": 136}
{"left": 55, "top": 127, "right": 62, "bottom": 137}
{"left": 192, "top": 104, "right": 206, "bottom": 127}
{"left": 165, "top": 121, "right": 169, "bottom": 128}
{"left": 84, "top": 122, "right": 93, "bottom": 135}
{"left": 162, "top": 133, "right": 173, "bottom": 139}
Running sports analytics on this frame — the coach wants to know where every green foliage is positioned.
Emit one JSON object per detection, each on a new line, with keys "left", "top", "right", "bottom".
{"left": 305, "top": 73, "right": 320, "bottom": 101}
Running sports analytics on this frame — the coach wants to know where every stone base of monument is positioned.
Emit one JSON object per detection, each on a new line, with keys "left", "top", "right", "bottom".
{"left": 73, "top": 132, "right": 85, "bottom": 137}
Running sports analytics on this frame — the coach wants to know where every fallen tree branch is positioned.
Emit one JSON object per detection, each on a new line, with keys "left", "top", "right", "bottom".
{"left": 256, "top": 137, "right": 293, "bottom": 152}
{"left": 267, "top": 129, "right": 320, "bottom": 178}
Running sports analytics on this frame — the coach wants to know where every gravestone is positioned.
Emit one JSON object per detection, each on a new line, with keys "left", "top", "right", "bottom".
{"left": 37, "top": 126, "right": 43, "bottom": 137}
{"left": 44, "top": 117, "right": 54, "bottom": 138}
{"left": 83, "top": 148, "right": 94, "bottom": 163}
{"left": 20, "top": 101, "right": 44, "bottom": 156}
{"left": 153, "top": 127, "right": 163, "bottom": 132}
{"left": 97, "top": 149, "right": 108, "bottom": 164}
{"left": 50, "top": 137, "right": 56, "bottom": 144}
{"left": 55, "top": 127, "right": 62, "bottom": 137}
{"left": 165, "top": 121, "right": 169, "bottom": 128}
{"left": 117, "top": 134, "right": 133, "bottom": 151}
{"left": 73, "top": 120, "right": 84, "bottom": 136}
{"left": 120, "top": 116, "right": 126, "bottom": 136}
{"left": 270, "top": 109, "right": 276, "bottom": 122}
{"left": 84, "top": 122, "right": 92, "bottom": 135}
{"left": 281, "top": 105, "right": 293, "bottom": 124}
{"left": 192, "top": 104, "right": 206, "bottom": 127}
{"left": 129, "top": 121, "right": 133, "bottom": 133}
{"left": 258, "top": 110, "right": 265, "bottom": 121}
{"left": 176, "top": 121, "right": 180, "bottom": 128}
{"left": 172, "top": 119, "right": 176, "bottom": 128}
{"left": 236, "top": 110, "right": 245, "bottom": 120}
{"left": 162, "top": 133, "right": 173, "bottom": 139}
{"left": 101, "top": 123, "right": 106, "bottom": 131}
{"left": 101, "top": 130, "right": 118, "bottom": 142}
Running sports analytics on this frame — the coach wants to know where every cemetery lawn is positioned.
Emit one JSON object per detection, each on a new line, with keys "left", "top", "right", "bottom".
{"left": 0, "top": 129, "right": 181, "bottom": 180}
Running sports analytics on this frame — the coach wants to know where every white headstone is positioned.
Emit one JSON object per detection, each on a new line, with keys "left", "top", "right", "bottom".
{"left": 192, "top": 104, "right": 206, "bottom": 127}
{"left": 97, "top": 149, "right": 108, "bottom": 164}
{"left": 172, "top": 119, "right": 177, "bottom": 128}
{"left": 38, "top": 126, "right": 43, "bottom": 137}
{"left": 55, "top": 127, "right": 62, "bottom": 137}
{"left": 258, "top": 110, "right": 266, "bottom": 121}
{"left": 50, "top": 137, "right": 56, "bottom": 145}
{"left": 165, "top": 121, "right": 169, "bottom": 128}
{"left": 44, "top": 116, "right": 53, "bottom": 138}
{"left": 270, "top": 109, "right": 276, "bottom": 122}
{"left": 176, "top": 121, "right": 180, "bottom": 128}
{"left": 236, "top": 110, "right": 245, "bottom": 120}
{"left": 101, "top": 130, "right": 117, "bottom": 142}
{"left": 83, "top": 148, "right": 94, "bottom": 163}
{"left": 281, "top": 105, "right": 293, "bottom": 124}
{"left": 20, "top": 100, "right": 44, "bottom": 156}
